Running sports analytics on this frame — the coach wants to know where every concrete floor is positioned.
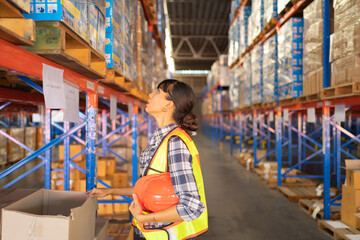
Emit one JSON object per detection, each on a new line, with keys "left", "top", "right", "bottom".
{"left": 193, "top": 132, "right": 329, "bottom": 240}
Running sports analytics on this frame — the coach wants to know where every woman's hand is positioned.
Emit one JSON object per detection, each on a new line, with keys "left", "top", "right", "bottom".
{"left": 87, "top": 188, "right": 111, "bottom": 198}
{"left": 129, "top": 194, "right": 146, "bottom": 223}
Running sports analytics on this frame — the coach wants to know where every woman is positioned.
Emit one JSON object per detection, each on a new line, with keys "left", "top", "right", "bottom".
{"left": 89, "top": 79, "right": 208, "bottom": 240}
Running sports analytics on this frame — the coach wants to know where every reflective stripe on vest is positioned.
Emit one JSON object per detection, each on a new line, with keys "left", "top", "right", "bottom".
{"left": 133, "top": 127, "right": 208, "bottom": 240}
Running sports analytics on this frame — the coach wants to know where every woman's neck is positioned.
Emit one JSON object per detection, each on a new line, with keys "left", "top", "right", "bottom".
{"left": 154, "top": 115, "right": 176, "bottom": 128}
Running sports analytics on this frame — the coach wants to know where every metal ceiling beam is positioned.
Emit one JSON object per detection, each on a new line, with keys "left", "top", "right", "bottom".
{"left": 169, "top": 20, "right": 228, "bottom": 26}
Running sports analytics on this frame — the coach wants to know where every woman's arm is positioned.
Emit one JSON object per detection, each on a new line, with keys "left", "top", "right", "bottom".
{"left": 88, "top": 187, "right": 134, "bottom": 198}
{"left": 130, "top": 194, "right": 183, "bottom": 223}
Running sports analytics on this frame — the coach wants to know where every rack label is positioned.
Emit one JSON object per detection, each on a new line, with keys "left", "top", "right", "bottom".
{"left": 87, "top": 81, "right": 95, "bottom": 91}
{"left": 98, "top": 86, "right": 104, "bottom": 94}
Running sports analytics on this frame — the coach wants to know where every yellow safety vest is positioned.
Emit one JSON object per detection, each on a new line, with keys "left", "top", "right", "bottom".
{"left": 133, "top": 127, "right": 208, "bottom": 240}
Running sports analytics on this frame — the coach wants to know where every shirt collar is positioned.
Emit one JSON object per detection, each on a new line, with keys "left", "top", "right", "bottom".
{"left": 151, "top": 122, "right": 178, "bottom": 145}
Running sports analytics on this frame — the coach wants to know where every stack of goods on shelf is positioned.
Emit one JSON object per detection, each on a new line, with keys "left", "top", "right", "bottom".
{"left": 302, "top": 0, "right": 325, "bottom": 96}
{"left": 228, "top": 17, "right": 240, "bottom": 66}
{"left": 156, "top": 0, "right": 166, "bottom": 43}
{"left": 277, "top": 0, "right": 291, "bottom": 15}
{"left": 239, "top": 6, "right": 252, "bottom": 56}
{"left": 262, "top": 34, "right": 276, "bottom": 103}
{"left": 330, "top": 0, "right": 360, "bottom": 87}
{"left": 201, "top": 98, "right": 213, "bottom": 116}
{"left": 0, "top": 129, "right": 7, "bottom": 166}
{"left": 137, "top": 2, "right": 152, "bottom": 93}
{"left": 251, "top": 46, "right": 263, "bottom": 104}
{"left": 278, "top": 18, "right": 304, "bottom": 100}
{"left": 24, "top": 127, "right": 36, "bottom": 157}
{"left": 264, "top": 0, "right": 276, "bottom": 27}
{"left": 213, "top": 91, "right": 230, "bottom": 113}
{"left": 229, "top": 0, "right": 240, "bottom": 24}
{"left": 341, "top": 160, "right": 360, "bottom": 228}
{"left": 7, "top": 128, "right": 25, "bottom": 163}
{"left": 248, "top": 0, "right": 263, "bottom": 44}
{"left": 241, "top": 58, "right": 252, "bottom": 107}
{"left": 229, "top": 68, "right": 240, "bottom": 110}
{"left": 208, "top": 55, "right": 230, "bottom": 89}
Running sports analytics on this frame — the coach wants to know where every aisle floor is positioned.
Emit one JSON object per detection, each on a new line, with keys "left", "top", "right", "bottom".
{"left": 193, "top": 132, "right": 329, "bottom": 240}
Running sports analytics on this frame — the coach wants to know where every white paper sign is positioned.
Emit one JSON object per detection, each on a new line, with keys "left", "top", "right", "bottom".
{"left": 42, "top": 64, "right": 65, "bottom": 109}
{"left": 128, "top": 102, "right": 133, "bottom": 119}
{"left": 283, "top": 109, "right": 289, "bottom": 122}
{"left": 307, "top": 108, "right": 316, "bottom": 123}
{"left": 63, "top": 82, "right": 79, "bottom": 123}
{"left": 325, "top": 221, "right": 348, "bottom": 229}
{"left": 269, "top": 111, "right": 274, "bottom": 122}
{"left": 32, "top": 113, "right": 41, "bottom": 123}
{"left": 110, "top": 94, "right": 117, "bottom": 120}
{"left": 335, "top": 104, "right": 346, "bottom": 122}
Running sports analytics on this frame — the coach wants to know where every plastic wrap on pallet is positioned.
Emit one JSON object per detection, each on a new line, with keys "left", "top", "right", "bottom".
{"left": 228, "top": 25, "right": 235, "bottom": 66}
{"left": 242, "top": 58, "right": 252, "bottom": 107}
{"left": 264, "top": 0, "right": 276, "bottom": 25}
{"left": 88, "top": 0, "right": 106, "bottom": 57}
{"left": 248, "top": 0, "right": 264, "bottom": 43}
{"left": 230, "top": 0, "right": 241, "bottom": 23}
{"left": 262, "top": 35, "right": 276, "bottom": 103}
{"left": 303, "top": 0, "right": 324, "bottom": 94}
{"left": 331, "top": 54, "right": 360, "bottom": 86}
{"left": 277, "top": 0, "right": 291, "bottom": 14}
{"left": 219, "top": 66, "right": 230, "bottom": 86}
{"left": 229, "top": 69, "right": 240, "bottom": 109}
{"left": 24, "top": 127, "right": 36, "bottom": 157}
{"left": 215, "top": 90, "right": 230, "bottom": 112}
{"left": 333, "top": 0, "right": 360, "bottom": 31}
{"left": 25, "top": 0, "right": 89, "bottom": 42}
{"left": 251, "top": 45, "right": 263, "bottom": 104}
{"left": 239, "top": 6, "right": 251, "bottom": 56}
{"left": 278, "top": 18, "right": 304, "bottom": 99}
{"left": 7, "top": 128, "right": 25, "bottom": 163}
{"left": 0, "top": 129, "right": 6, "bottom": 165}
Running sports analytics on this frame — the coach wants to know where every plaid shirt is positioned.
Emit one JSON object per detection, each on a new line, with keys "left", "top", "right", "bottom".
{"left": 138, "top": 123, "right": 206, "bottom": 231}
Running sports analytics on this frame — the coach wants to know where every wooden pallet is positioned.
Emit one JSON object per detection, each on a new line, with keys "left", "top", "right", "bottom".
{"left": 0, "top": 0, "right": 23, "bottom": 18}
{"left": 107, "top": 223, "right": 133, "bottom": 240}
{"left": 0, "top": 18, "right": 35, "bottom": 46}
{"left": 278, "top": 185, "right": 322, "bottom": 202}
{"left": 102, "top": 69, "right": 132, "bottom": 92}
{"left": 322, "top": 82, "right": 360, "bottom": 99}
{"left": 299, "top": 199, "right": 341, "bottom": 220}
{"left": 279, "top": 97, "right": 301, "bottom": 106}
{"left": 24, "top": 21, "right": 106, "bottom": 79}
{"left": 300, "top": 93, "right": 321, "bottom": 102}
{"left": 318, "top": 220, "right": 360, "bottom": 240}
{"left": 262, "top": 101, "right": 276, "bottom": 109}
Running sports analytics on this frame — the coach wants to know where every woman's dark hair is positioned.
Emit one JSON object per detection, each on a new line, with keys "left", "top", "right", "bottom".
{"left": 157, "top": 79, "right": 198, "bottom": 135}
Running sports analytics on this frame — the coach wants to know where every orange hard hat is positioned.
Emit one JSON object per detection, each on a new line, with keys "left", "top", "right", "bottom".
{"left": 133, "top": 172, "right": 179, "bottom": 213}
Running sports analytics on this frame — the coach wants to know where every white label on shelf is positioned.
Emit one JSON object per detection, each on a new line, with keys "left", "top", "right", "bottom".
{"left": 110, "top": 94, "right": 117, "bottom": 121}
{"left": 87, "top": 80, "right": 95, "bottom": 91}
{"left": 307, "top": 108, "right": 316, "bottom": 123}
{"left": 42, "top": 64, "right": 65, "bottom": 109}
{"left": 334, "top": 104, "right": 346, "bottom": 122}
{"left": 317, "top": 102, "right": 323, "bottom": 107}
{"left": 128, "top": 102, "right": 133, "bottom": 119}
{"left": 269, "top": 111, "right": 274, "bottom": 122}
{"left": 283, "top": 109, "right": 289, "bottom": 122}
{"left": 63, "top": 82, "right": 79, "bottom": 123}
{"left": 98, "top": 86, "right": 104, "bottom": 94}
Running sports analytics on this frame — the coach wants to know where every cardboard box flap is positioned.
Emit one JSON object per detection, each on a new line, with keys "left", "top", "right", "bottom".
{"left": 69, "top": 197, "right": 97, "bottom": 239}
{"left": 344, "top": 160, "right": 360, "bottom": 170}
{"left": 43, "top": 190, "right": 88, "bottom": 216}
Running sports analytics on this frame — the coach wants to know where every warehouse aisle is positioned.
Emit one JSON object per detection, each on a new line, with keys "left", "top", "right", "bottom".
{"left": 193, "top": 132, "right": 328, "bottom": 240}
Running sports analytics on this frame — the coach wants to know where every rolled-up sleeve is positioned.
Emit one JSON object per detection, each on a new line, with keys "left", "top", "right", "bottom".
{"left": 168, "top": 136, "right": 206, "bottom": 222}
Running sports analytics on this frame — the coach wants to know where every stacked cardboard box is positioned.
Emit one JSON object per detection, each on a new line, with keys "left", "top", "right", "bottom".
{"left": 248, "top": 0, "right": 263, "bottom": 43}
{"left": 302, "top": 0, "right": 324, "bottom": 95}
{"left": 251, "top": 45, "right": 263, "bottom": 104}
{"left": 239, "top": 6, "right": 251, "bottom": 56}
{"left": 7, "top": 128, "right": 25, "bottom": 163}
{"left": 242, "top": 58, "right": 252, "bottom": 107}
{"left": 340, "top": 160, "right": 360, "bottom": 228}
{"left": 262, "top": 34, "right": 276, "bottom": 103}
{"left": 0, "top": 129, "right": 7, "bottom": 166}
{"left": 278, "top": 18, "right": 304, "bottom": 99}
{"left": 24, "top": 127, "right": 36, "bottom": 157}
{"left": 229, "top": 68, "right": 240, "bottom": 110}
{"left": 330, "top": 0, "right": 360, "bottom": 86}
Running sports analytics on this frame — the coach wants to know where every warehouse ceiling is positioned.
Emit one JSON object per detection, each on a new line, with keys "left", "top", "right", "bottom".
{"left": 167, "top": 0, "right": 231, "bottom": 70}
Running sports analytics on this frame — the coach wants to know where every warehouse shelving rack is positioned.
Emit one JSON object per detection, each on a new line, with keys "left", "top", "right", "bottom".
{"left": 0, "top": 38, "right": 149, "bottom": 207}
{"left": 201, "top": 0, "right": 352, "bottom": 220}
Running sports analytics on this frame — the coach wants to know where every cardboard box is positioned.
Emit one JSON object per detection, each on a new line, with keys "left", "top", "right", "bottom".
{"left": 98, "top": 159, "right": 107, "bottom": 177}
{"left": 345, "top": 160, "right": 360, "bottom": 189}
{"left": 98, "top": 179, "right": 114, "bottom": 215}
{"left": 112, "top": 172, "right": 128, "bottom": 188}
{"left": 93, "top": 218, "right": 109, "bottom": 240}
{"left": 0, "top": 129, "right": 7, "bottom": 165}
{"left": 113, "top": 195, "right": 129, "bottom": 214}
{"left": 341, "top": 184, "right": 360, "bottom": 228}
{"left": 1, "top": 189, "right": 97, "bottom": 240}
{"left": 59, "top": 144, "right": 83, "bottom": 161}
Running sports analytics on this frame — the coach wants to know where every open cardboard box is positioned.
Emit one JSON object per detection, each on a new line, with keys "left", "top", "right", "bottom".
{"left": 1, "top": 189, "right": 97, "bottom": 240}
{"left": 344, "top": 160, "right": 360, "bottom": 189}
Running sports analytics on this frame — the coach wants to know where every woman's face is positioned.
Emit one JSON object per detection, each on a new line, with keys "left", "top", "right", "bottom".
{"left": 145, "top": 88, "right": 172, "bottom": 115}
